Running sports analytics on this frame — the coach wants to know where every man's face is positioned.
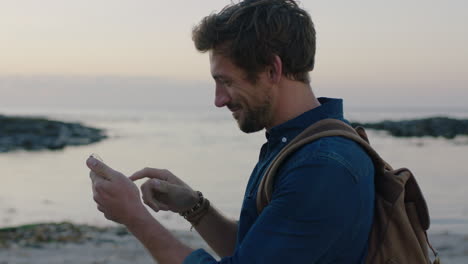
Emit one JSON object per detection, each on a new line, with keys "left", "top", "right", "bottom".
{"left": 209, "top": 52, "right": 274, "bottom": 133}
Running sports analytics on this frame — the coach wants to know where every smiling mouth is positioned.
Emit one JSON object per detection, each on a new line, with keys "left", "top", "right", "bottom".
{"left": 228, "top": 105, "right": 241, "bottom": 113}
{"left": 229, "top": 108, "right": 240, "bottom": 113}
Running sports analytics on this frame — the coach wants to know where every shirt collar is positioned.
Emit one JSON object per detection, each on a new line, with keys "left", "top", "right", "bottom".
{"left": 266, "top": 97, "right": 344, "bottom": 143}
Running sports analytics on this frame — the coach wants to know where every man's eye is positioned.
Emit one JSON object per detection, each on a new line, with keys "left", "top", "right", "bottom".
{"left": 214, "top": 78, "right": 232, "bottom": 87}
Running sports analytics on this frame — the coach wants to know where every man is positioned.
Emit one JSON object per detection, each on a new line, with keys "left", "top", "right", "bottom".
{"left": 87, "top": 0, "right": 375, "bottom": 263}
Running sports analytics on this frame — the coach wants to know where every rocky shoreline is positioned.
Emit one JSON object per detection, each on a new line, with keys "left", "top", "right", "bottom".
{"left": 0, "top": 222, "right": 466, "bottom": 263}
{"left": 1, "top": 115, "right": 466, "bottom": 154}
{"left": 351, "top": 117, "right": 468, "bottom": 139}
{"left": 0, "top": 115, "right": 107, "bottom": 153}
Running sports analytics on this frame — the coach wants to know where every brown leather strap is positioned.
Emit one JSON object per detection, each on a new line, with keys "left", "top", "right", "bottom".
{"left": 256, "top": 118, "right": 386, "bottom": 214}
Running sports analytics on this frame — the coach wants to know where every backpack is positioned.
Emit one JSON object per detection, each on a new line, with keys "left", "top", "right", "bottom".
{"left": 256, "top": 118, "right": 440, "bottom": 264}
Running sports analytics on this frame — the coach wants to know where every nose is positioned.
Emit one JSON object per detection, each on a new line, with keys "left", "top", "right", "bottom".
{"left": 214, "top": 84, "right": 230, "bottom": 108}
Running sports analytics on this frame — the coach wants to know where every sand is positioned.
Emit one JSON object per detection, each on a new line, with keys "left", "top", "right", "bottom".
{"left": 0, "top": 224, "right": 466, "bottom": 264}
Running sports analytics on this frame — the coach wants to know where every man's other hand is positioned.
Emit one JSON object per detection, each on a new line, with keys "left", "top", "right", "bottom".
{"left": 130, "top": 168, "right": 199, "bottom": 214}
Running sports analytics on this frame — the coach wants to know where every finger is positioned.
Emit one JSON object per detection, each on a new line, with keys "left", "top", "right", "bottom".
{"left": 93, "top": 181, "right": 111, "bottom": 197}
{"left": 148, "top": 178, "right": 170, "bottom": 194}
{"left": 129, "top": 168, "right": 170, "bottom": 182}
{"left": 89, "top": 171, "right": 104, "bottom": 184}
{"left": 142, "top": 180, "right": 174, "bottom": 212}
{"left": 86, "top": 156, "right": 114, "bottom": 180}
{"left": 144, "top": 198, "right": 161, "bottom": 212}
{"left": 90, "top": 175, "right": 103, "bottom": 198}
{"left": 142, "top": 193, "right": 160, "bottom": 212}
{"left": 90, "top": 171, "right": 110, "bottom": 189}
{"left": 157, "top": 203, "right": 170, "bottom": 211}
{"left": 141, "top": 180, "right": 169, "bottom": 212}
{"left": 141, "top": 181, "right": 160, "bottom": 211}
{"left": 93, "top": 192, "right": 104, "bottom": 206}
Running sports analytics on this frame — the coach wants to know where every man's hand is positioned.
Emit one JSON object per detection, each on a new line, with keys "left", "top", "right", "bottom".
{"left": 130, "top": 168, "right": 199, "bottom": 214}
{"left": 86, "top": 156, "right": 148, "bottom": 225}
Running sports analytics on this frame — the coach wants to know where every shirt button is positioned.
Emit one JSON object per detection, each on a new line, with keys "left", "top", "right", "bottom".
{"left": 282, "top": 137, "right": 288, "bottom": 143}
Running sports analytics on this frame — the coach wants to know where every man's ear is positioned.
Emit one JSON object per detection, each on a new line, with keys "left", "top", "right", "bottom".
{"left": 268, "top": 55, "right": 283, "bottom": 84}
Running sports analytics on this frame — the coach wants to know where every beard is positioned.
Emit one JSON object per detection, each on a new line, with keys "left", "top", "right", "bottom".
{"left": 234, "top": 97, "right": 272, "bottom": 133}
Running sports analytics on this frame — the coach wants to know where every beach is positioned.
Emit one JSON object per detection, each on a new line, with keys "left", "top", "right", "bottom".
{"left": 1, "top": 108, "right": 467, "bottom": 263}
{"left": 1, "top": 0, "right": 468, "bottom": 261}
{"left": 0, "top": 223, "right": 217, "bottom": 264}
{"left": 0, "top": 223, "right": 466, "bottom": 264}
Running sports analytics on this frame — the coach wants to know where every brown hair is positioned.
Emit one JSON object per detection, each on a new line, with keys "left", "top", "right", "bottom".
{"left": 192, "top": 0, "right": 316, "bottom": 83}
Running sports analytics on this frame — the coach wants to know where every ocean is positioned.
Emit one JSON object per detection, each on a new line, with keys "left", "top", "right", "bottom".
{"left": 0, "top": 105, "right": 467, "bottom": 235}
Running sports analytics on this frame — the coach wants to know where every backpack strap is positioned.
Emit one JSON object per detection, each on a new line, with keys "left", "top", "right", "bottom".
{"left": 256, "top": 118, "right": 387, "bottom": 214}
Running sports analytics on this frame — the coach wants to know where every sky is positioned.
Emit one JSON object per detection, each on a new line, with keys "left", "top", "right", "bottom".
{"left": 0, "top": 0, "right": 467, "bottom": 109}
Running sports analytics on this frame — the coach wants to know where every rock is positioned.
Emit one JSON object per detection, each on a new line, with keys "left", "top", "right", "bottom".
{"left": 351, "top": 117, "right": 468, "bottom": 139}
{"left": 0, "top": 115, "right": 107, "bottom": 153}
{"left": 0, "top": 222, "right": 132, "bottom": 249}
{"left": 0, "top": 222, "right": 89, "bottom": 248}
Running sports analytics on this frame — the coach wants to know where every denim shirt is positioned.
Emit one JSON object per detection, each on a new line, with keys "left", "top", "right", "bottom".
{"left": 184, "top": 98, "right": 375, "bottom": 264}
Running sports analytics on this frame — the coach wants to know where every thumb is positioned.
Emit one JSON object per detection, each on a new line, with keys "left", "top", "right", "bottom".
{"left": 86, "top": 156, "right": 114, "bottom": 180}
